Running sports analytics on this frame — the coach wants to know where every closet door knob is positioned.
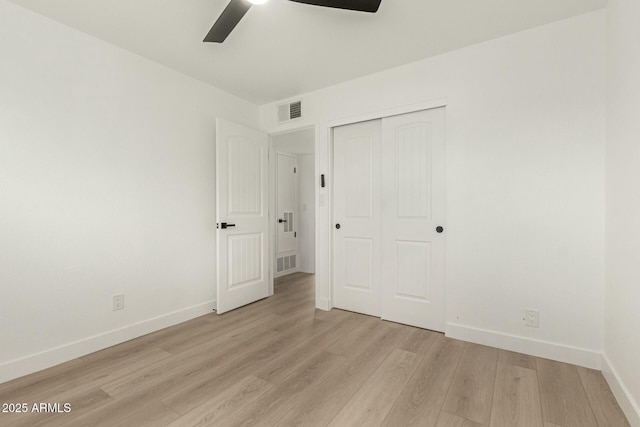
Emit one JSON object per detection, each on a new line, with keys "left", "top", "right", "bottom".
{"left": 335, "top": 224, "right": 341, "bottom": 230}
{"left": 436, "top": 226, "right": 444, "bottom": 233}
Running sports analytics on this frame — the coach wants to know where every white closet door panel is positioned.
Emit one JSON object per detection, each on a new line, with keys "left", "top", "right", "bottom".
{"left": 345, "top": 136, "right": 373, "bottom": 218}
{"left": 381, "top": 108, "right": 446, "bottom": 331}
{"left": 396, "top": 240, "right": 431, "bottom": 300}
{"left": 344, "top": 237, "right": 374, "bottom": 290}
{"left": 333, "top": 119, "right": 382, "bottom": 317}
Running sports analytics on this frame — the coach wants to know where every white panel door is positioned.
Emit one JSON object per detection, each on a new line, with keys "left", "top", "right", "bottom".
{"left": 216, "top": 118, "right": 269, "bottom": 314}
{"left": 276, "top": 152, "right": 297, "bottom": 254}
{"left": 333, "top": 119, "right": 382, "bottom": 317}
{"left": 381, "top": 108, "right": 446, "bottom": 331}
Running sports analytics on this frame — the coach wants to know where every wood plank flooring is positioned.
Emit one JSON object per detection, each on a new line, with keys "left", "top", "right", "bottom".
{"left": 0, "top": 273, "right": 630, "bottom": 427}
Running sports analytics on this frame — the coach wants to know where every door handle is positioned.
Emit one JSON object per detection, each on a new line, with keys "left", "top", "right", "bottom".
{"left": 278, "top": 219, "right": 288, "bottom": 223}
{"left": 335, "top": 224, "right": 341, "bottom": 229}
{"left": 217, "top": 222, "right": 236, "bottom": 229}
{"left": 436, "top": 226, "right": 444, "bottom": 233}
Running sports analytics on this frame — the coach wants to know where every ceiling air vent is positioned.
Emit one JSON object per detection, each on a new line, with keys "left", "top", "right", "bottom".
{"left": 278, "top": 100, "right": 303, "bottom": 124}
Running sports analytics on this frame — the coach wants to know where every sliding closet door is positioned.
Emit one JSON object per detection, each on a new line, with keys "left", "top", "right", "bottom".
{"left": 380, "top": 108, "right": 446, "bottom": 331}
{"left": 332, "top": 108, "right": 446, "bottom": 330}
{"left": 332, "top": 120, "right": 382, "bottom": 317}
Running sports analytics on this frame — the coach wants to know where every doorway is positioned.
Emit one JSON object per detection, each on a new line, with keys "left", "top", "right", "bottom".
{"left": 332, "top": 108, "right": 446, "bottom": 331}
{"left": 270, "top": 127, "right": 316, "bottom": 294}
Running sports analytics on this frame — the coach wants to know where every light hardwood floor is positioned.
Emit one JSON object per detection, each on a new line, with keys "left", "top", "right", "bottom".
{"left": 0, "top": 273, "right": 630, "bottom": 426}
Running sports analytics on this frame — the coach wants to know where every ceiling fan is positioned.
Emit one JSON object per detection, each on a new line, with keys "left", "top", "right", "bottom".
{"left": 204, "top": 0, "right": 382, "bottom": 43}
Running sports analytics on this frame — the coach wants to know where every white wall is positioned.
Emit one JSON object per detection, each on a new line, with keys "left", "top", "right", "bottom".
{"left": 0, "top": 0, "right": 258, "bottom": 383}
{"left": 604, "top": 0, "right": 640, "bottom": 424}
{"left": 297, "top": 154, "right": 316, "bottom": 273}
{"left": 260, "top": 11, "right": 606, "bottom": 368}
{"left": 270, "top": 128, "right": 315, "bottom": 155}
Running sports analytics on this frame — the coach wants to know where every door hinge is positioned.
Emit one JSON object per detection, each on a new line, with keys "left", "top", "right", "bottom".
{"left": 294, "top": 232, "right": 297, "bottom": 238}
{"left": 294, "top": 167, "right": 296, "bottom": 173}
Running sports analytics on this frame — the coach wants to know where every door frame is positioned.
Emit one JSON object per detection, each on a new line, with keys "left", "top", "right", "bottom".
{"left": 268, "top": 125, "right": 316, "bottom": 296}
{"left": 327, "top": 98, "right": 448, "bottom": 311}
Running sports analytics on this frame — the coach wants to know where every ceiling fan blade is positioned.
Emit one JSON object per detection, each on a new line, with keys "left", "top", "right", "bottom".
{"left": 288, "top": 0, "right": 381, "bottom": 13}
{"left": 204, "top": 0, "right": 252, "bottom": 43}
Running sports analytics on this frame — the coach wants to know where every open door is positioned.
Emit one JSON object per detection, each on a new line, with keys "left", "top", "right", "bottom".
{"left": 216, "top": 118, "right": 269, "bottom": 314}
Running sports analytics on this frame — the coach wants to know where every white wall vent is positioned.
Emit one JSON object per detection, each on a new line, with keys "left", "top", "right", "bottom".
{"left": 278, "top": 100, "right": 302, "bottom": 123}
{"left": 276, "top": 254, "right": 297, "bottom": 273}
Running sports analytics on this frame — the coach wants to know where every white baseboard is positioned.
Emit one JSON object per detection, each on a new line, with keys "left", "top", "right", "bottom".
{"left": 602, "top": 354, "right": 640, "bottom": 427}
{"left": 316, "top": 297, "right": 331, "bottom": 311}
{"left": 274, "top": 268, "right": 299, "bottom": 279}
{"left": 445, "top": 322, "right": 602, "bottom": 369}
{"left": 0, "top": 300, "right": 216, "bottom": 385}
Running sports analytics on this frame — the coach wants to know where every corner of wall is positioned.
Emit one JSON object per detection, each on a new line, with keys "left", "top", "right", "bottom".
{"left": 602, "top": 353, "right": 640, "bottom": 426}
{"left": 316, "top": 297, "right": 331, "bottom": 311}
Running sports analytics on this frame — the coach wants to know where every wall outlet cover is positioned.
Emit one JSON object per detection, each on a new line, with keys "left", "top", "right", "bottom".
{"left": 524, "top": 309, "right": 539, "bottom": 328}
{"left": 113, "top": 294, "right": 125, "bottom": 311}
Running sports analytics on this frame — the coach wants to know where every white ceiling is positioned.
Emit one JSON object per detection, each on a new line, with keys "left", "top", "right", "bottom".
{"left": 8, "top": 0, "right": 606, "bottom": 104}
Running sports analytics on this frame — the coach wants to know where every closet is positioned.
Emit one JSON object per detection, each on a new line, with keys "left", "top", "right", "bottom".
{"left": 332, "top": 107, "right": 446, "bottom": 331}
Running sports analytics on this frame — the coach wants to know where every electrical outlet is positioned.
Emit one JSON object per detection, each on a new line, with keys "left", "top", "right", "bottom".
{"left": 524, "top": 309, "right": 539, "bottom": 328}
{"left": 113, "top": 294, "right": 124, "bottom": 311}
